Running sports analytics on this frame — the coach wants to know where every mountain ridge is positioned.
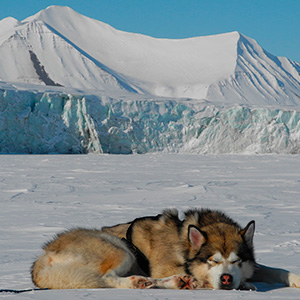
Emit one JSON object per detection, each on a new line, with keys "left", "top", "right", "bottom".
{"left": 0, "top": 5, "right": 299, "bottom": 106}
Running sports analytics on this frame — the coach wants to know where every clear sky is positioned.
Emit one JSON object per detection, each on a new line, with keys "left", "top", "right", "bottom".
{"left": 1, "top": 0, "right": 299, "bottom": 62}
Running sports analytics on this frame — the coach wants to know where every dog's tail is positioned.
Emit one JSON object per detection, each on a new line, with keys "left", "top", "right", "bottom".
{"left": 251, "top": 264, "right": 300, "bottom": 288}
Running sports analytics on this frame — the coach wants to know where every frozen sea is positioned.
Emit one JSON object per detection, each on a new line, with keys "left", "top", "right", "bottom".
{"left": 1, "top": 153, "right": 300, "bottom": 299}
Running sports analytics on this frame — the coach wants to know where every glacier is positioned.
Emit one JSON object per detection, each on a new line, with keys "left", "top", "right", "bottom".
{"left": 1, "top": 88, "right": 300, "bottom": 154}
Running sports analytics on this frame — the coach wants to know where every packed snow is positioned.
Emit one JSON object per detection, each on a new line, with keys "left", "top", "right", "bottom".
{"left": 1, "top": 154, "right": 300, "bottom": 299}
{"left": 0, "top": 5, "right": 299, "bottom": 104}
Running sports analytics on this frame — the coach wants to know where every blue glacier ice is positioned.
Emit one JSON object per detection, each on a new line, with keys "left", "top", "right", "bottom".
{"left": 1, "top": 89, "right": 300, "bottom": 154}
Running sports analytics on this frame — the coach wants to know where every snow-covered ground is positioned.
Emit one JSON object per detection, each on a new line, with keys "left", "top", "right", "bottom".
{"left": 1, "top": 153, "right": 300, "bottom": 299}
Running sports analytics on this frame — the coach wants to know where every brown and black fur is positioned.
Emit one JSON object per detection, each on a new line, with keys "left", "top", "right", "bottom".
{"left": 183, "top": 209, "right": 255, "bottom": 268}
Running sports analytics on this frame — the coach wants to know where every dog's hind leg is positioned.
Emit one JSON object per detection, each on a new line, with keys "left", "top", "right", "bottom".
{"left": 32, "top": 247, "right": 154, "bottom": 289}
{"left": 250, "top": 264, "right": 300, "bottom": 288}
{"left": 32, "top": 230, "right": 154, "bottom": 289}
{"left": 96, "top": 246, "right": 154, "bottom": 289}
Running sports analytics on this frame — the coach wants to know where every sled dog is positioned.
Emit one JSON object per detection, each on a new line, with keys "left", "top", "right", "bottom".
{"left": 32, "top": 208, "right": 300, "bottom": 290}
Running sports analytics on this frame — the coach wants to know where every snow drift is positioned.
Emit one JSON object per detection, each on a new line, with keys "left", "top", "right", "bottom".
{"left": 0, "top": 5, "right": 299, "bottom": 105}
{"left": 1, "top": 89, "right": 300, "bottom": 154}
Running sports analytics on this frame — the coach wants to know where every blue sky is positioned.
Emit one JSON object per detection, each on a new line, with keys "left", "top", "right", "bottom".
{"left": 1, "top": 0, "right": 299, "bottom": 62}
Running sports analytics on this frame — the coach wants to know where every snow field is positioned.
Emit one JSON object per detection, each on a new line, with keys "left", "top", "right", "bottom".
{"left": 1, "top": 154, "right": 300, "bottom": 299}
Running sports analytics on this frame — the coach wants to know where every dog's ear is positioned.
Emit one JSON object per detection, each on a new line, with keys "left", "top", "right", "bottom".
{"left": 240, "top": 220, "right": 255, "bottom": 248}
{"left": 188, "top": 225, "right": 206, "bottom": 251}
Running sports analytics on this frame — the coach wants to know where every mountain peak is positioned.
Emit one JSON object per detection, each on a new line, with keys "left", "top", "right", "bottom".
{"left": 0, "top": 16, "right": 20, "bottom": 31}
{"left": 0, "top": 16, "right": 19, "bottom": 25}
{"left": 24, "top": 5, "right": 75, "bottom": 21}
{"left": 0, "top": 6, "right": 299, "bottom": 105}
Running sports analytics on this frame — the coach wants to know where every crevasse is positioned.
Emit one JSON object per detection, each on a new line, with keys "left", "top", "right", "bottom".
{"left": 1, "top": 89, "right": 300, "bottom": 154}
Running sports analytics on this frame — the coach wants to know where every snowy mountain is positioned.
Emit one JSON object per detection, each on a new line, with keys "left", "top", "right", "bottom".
{"left": 0, "top": 5, "right": 300, "bottom": 105}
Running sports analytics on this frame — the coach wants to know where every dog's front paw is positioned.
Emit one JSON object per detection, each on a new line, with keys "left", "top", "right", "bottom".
{"left": 152, "top": 274, "right": 198, "bottom": 289}
{"left": 172, "top": 275, "right": 198, "bottom": 290}
{"left": 289, "top": 273, "right": 300, "bottom": 288}
{"left": 129, "top": 276, "right": 154, "bottom": 289}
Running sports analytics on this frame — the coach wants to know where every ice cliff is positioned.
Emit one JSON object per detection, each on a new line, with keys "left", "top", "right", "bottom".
{"left": 1, "top": 89, "right": 300, "bottom": 154}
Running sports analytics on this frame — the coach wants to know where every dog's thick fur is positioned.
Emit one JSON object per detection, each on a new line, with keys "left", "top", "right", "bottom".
{"left": 32, "top": 209, "right": 300, "bottom": 290}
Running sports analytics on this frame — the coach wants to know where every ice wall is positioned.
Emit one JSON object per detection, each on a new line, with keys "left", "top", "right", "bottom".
{"left": 1, "top": 89, "right": 300, "bottom": 154}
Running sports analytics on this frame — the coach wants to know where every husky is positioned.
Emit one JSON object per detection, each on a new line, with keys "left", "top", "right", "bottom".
{"left": 32, "top": 208, "right": 300, "bottom": 290}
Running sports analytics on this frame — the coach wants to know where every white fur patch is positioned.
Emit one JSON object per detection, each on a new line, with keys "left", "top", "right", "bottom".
{"left": 211, "top": 252, "right": 224, "bottom": 263}
{"left": 228, "top": 252, "right": 240, "bottom": 264}
{"left": 208, "top": 252, "right": 242, "bottom": 289}
{"left": 289, "top": 273, "right": 300, "bottom": 288}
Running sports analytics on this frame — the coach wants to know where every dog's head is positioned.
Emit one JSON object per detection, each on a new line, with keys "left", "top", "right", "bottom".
{"left": 182, "top": 211, "right": 255, "bottom": 290}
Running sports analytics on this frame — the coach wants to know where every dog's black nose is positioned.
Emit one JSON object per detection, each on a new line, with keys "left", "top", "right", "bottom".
{"left": 220, "top": 274, "right": 234, "bottom": 289}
